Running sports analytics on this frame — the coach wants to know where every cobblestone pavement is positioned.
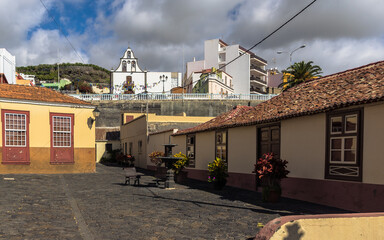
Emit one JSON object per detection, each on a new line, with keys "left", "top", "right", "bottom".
{"left": 0, "top": 164, "right": 350, "bottom": 240}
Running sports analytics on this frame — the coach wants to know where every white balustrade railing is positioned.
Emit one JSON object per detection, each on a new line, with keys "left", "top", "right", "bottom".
{"left": 68, "top": 93, "right": 277, "bottom": 101}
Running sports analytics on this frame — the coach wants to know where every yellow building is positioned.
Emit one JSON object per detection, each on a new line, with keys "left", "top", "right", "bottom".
{"left": 0, "top": 84, "right": 96, "bottom": 174}
{"left": 120, "top": 112, "right": 213, "bottom": 169}
{"left": 95, "top": 127, "right": 120, "bottom": 162}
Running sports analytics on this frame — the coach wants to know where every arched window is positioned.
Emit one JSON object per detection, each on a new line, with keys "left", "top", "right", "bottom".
{"left": 131, "top": 61, "right": 136, "bottom": 72}
{"left": 127, "top": 51, "right": 131, "bottom": 58}
{"left": 122, "top": 60, "right": 127, "bottom": 72}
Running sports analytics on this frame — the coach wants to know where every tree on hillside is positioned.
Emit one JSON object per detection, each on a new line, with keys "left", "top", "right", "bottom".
{"left": 279, "top": 61, "right": 323, "bottom": 91}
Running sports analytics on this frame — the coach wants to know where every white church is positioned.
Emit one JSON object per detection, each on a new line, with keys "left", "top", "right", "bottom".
{"left": 111, "top": 47, "right": 181, "bottom": 94}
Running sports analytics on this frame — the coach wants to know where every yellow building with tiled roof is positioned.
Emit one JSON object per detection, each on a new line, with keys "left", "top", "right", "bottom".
{"left": 0, "top": 84, "right": 96, "bottom": 173}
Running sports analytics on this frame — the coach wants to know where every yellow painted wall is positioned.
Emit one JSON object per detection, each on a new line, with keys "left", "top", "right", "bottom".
{"left": 95, "top": 140, "right": 120, "bottom": 162}
{"left": 194, "top": 131, "right": 215, "bottom": 170}
{"left": 363, "top": 102, "right": 384, "bottom": 184}
{"left": 123, "top": 112, "right": 213, "bottom": 124}
{"left": 281, "top": 114, "right": 326, "bottom": 180}
{"left": 228, "top": 126, "right": 257, "bottom": 174}
{"left": 270, "top": 216, "right": 384, "bottom": 240}
{"left": 0, "top": 101, "right": 95, "bottom": 173}
{"left": 120, "top": 116, "right": 147, "bottom": 168}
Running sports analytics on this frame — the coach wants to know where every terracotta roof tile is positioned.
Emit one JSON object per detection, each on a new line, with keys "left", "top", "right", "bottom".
{"left": 0, "top": 84, "right": 90, "bottom": 105}
{"left": 174, "top": 105, "right": 253, "bottom": 135}
{"left": 175, "top": 60, "right": 384, "bottom": 135}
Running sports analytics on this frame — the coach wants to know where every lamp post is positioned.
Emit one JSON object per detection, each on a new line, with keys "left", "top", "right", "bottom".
{"left": 277, "top": 44, "right": 306, "bottom": 65}
{"left": 144, "top": 69, "right": 148, "bottom": 94}
{"left": 160, "top": 75, "right": 168, "bottom": 94}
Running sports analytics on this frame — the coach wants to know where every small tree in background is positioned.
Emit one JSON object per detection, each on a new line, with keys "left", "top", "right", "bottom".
{"left": 279, "top": 61, "right": 322, "bottom": 91}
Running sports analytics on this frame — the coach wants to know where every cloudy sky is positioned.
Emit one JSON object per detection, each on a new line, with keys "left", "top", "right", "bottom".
{"left": 1, "top": 0, "right": 384, "bottom": 76}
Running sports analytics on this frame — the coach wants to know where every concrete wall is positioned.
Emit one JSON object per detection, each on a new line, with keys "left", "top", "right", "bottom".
{"left": 94, "top": 100, "right": 264, "bottom": 127}
{"left": 0, "top": 48, "right": 16, "bottom": 84}
{"left": 257, "top": 213, "right": 384, "bottom": 240}
{"left": 363, "top": 102, "right": 384, "bottom": 184}
{"left": 228, "top": 126, "right": 257, "bottom": 174}
{"left": 226, "top": 45, "right": 251, "bottom": 94}
{"left": 281, "top": 114, "right": 326, "bottom": 180}
{"left": 0, "top": 102, "right": 95, "bottom": 173}
{"left": 186, "top": 60, "right": 205, "bottom": 80}
{"left": 195, "top": 131, "right": 215, "bottom": 170}
{"left": 204, "top": 39, "right": 220, "bottom": 69}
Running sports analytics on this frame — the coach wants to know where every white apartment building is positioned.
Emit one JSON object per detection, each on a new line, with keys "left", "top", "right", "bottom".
{"left": 185, "top": 39, "right": 268, "bottom": 94}
{"left": 111, "top": 47, "right": 181, "bottom": 94}
{"left": 0, "top": 48, "right": 16, "bottom": 84}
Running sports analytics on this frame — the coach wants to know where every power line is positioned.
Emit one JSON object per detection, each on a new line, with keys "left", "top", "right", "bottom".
{"left": 39, "top": 0, "right": 86, "bottom": 64}
{"left": 220, "top": 0, "right": 317, "bottom": 71}
{"left": 181, "top": 0, "right": 317, "bottom": 90}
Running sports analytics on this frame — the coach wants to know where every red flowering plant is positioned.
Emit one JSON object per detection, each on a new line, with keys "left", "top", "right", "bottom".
{"left": 253, "top": 153, "right": 289, "bottom": 188}
{"left": 117, "top": 153, "right": 135, "bottom": 167}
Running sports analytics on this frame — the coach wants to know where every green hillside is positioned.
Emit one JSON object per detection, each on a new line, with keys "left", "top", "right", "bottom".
{"left": 16, "top": 63, "right": 111, "bottom": 86}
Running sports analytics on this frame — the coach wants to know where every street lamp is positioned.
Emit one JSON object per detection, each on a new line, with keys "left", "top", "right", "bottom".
{"left": 144, "top": 69, "right": 148, "bottom": 94}
{"left": 277, "top": 44, "right": 306, "bottom": 65}
{"left": 160, "top": 75, "right": 168, "bottom": 94}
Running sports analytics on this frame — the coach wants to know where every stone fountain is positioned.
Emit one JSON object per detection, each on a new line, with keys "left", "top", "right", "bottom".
{"left": 157, "top": 142, "right": 181, "bottom": 189}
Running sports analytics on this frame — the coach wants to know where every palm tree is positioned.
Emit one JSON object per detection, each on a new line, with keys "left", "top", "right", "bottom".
{"left": 279, "top": 61, "right": 323, "bottom": 91}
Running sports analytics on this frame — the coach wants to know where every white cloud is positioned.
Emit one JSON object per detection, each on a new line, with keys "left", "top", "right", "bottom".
{"left": 1, "top": 0, "right": 384, "bottom": 76}
{"left": 13, "top": 29, "right": 88, "bottom": 66}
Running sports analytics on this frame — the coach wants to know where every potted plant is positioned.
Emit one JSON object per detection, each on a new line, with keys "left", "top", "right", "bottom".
{"left": 125, "top": 154, "right": 135, "bottom": 167}
{"left": 117, "top": 153, "right": 135, "bottom": 167}
{"left": 148, "top": 151, "right": 166, "bottom": 178}
{"left": 253, "top": 153, "right": 289, "bottom": 202}
{"left": 208, "top": 157, "right": 229, "bottom": 190}
{"left": 172, "top": 152, "right": 189, "bottom": 183}
{"left": 148, "top": 151, "right": 164, "bottom": 167}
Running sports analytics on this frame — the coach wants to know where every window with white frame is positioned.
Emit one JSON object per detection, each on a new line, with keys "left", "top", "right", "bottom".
{"left": 4, "top": 113, "right": 27, "bottom": 147}
{"left": 215, "top": 130, "right": 227, "bottom": 163}
{"left": 52, "top": 116, "right": 71, "bottom": 147}
{"left": 326, "top": 110, "right": 362, "bottom": 181}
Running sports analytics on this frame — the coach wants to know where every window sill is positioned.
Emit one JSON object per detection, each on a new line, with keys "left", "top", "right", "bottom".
{"left": 2, "top": 161, "right": 30, "bottom": 165}
{"left": 50, "top": 161, "right": 75, "bottom": 165}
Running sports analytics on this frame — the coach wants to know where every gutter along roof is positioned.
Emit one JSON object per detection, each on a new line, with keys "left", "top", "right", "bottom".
{"left": 174, "top": 60, "right": 384, "bottom": 136}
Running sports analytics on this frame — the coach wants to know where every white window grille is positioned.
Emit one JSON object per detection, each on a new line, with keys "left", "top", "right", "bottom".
{"left": 52, "top": 116, "right": 71, "bottom": 147}
{"left": 5, "top": 113, "right": 26, "bottom": 147}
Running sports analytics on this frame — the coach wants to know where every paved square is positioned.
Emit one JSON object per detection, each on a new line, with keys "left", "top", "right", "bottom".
{"left": 0, "top": 164, "right": 349, "bottom": 240}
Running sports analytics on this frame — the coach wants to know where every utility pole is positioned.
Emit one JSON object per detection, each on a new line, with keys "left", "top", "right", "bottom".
{"left": 57, "top": 49, "right": 60, "bottom": 83}
{"left": 144, "top": 69, "right": 148, "bottom": 94}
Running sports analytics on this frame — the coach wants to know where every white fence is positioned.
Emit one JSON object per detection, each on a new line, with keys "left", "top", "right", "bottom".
{"left": 69, "top": 93, "right": 277, "bottom": 101}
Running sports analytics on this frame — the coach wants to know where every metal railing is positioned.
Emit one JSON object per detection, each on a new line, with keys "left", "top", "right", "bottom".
{"left": 250, "top": 76, "right": 267, "bottom": 84}
{"left": 68, "top": 93, "right": 277, "bottom": 101}
{"left": 250, "top": 65, "right": 267, "bottom": 74}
